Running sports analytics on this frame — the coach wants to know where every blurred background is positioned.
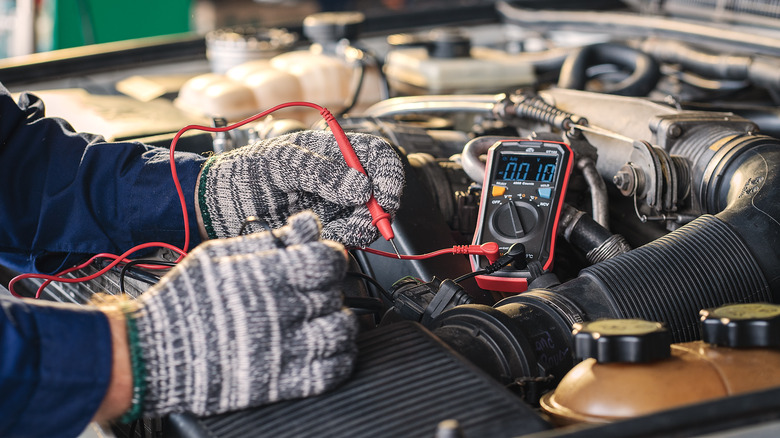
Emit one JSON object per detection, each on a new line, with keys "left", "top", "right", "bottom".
{"left": 0, "top": 0, "right": 502, "bottom": 57}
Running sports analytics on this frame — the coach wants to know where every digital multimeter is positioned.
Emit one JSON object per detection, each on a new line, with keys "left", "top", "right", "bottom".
{"left": 470, "top": 138, "right": 573, "bottom": 293}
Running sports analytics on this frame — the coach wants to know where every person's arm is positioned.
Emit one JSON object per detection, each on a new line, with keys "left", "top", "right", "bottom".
{"left": 0, "top": 295, "right": 114, "bottom": 436}
{"left": 0, "top": 85, "right": 205, "bottom": 274}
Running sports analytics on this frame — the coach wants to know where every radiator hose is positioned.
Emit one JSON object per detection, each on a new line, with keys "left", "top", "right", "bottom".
{"left": 557, "top": 42, "right": 661, "bottom": 97}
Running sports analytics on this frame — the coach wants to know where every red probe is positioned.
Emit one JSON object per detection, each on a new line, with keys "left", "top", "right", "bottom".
{"left": 318, "top": 108, "right": 400, "bottom": 257}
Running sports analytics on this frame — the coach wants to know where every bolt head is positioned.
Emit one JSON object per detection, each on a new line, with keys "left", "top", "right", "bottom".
{"left": 613, "top": 168, "right": 636, "bottom": 195}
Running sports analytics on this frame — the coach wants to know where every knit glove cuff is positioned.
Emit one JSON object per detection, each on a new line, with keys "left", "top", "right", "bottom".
{"left": 133, "top": 212, "right": 358, "bottom": 417}
{"left": 197, "top": 130, "right": 404, "bottom": 247}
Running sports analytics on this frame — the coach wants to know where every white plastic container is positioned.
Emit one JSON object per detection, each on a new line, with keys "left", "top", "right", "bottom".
{"left": 385, "top": 46, "right": 536, "bottom": 94}
{"left": 225, "top": 59, "right": 273, "bottom": 82}
{"left": 176, "top": 73, "right": 259, "bottom": 121}
{"left": 271, "top": 51, "right": 351, "bottom": 109}
{"left": 176, "top": 48, "right": 383, "bottom": 123}
{"left": 241, "top": 65, "right": 304, "bottom": 120}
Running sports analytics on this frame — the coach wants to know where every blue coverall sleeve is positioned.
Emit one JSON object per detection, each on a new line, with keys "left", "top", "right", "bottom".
{"left": 0, "top": 84, "right": 206, "bottom": 274}
{"left": 0, "top": 295, "right": 112, "bottom": 437}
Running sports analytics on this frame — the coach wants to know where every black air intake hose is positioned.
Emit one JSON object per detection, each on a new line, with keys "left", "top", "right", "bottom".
{"left": 668, "top": 128, "right": 780, "bottom": 288}
{"left": 557, "top": 42, "right": 661, "bottom": 96}
{"left": 519, "top": 214, "right": 771, "bottom": 343}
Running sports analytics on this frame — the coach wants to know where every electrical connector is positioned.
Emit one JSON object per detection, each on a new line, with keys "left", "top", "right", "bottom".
{"left": 483, "top": 243, "right": 527, "bottom": 274}
{"left": 452, "top": 243, "right": 526, "bottom": 285}
{"left": 389, "top": 276, "right": 474, "bottom": 326}
{"left": 452, "top": 242, "right": 500, "bottom": 264}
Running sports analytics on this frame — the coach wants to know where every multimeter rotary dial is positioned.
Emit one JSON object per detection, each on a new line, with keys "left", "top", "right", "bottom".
{"left": 491, "top": 200, "right": 540, "bottom": 239}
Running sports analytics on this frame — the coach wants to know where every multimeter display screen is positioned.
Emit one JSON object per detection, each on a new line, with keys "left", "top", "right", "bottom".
{"left": 495, "top": 153, "right": 558, "bottom": 182}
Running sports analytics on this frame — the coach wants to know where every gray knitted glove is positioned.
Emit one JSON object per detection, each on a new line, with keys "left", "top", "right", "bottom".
{"left": 131, "top": 211, "right": 358, "bottom": 416}
{"left": 197, "top": 130, "right": 404, "bottom": 247}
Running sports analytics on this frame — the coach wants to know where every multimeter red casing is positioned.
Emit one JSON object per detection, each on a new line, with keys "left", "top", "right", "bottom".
{"left": 470, "top": 138, "right": 573, "bottom": 293}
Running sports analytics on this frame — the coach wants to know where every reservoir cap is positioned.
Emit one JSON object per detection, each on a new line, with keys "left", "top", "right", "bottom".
{"left": 573, "top": 319, "right": 672, "bottom": 363}
{"left": 303, "top": 12, "right": 365, "bottom": 45}
{"left": 700, "top": 302, "right": 780, "bottom": 348}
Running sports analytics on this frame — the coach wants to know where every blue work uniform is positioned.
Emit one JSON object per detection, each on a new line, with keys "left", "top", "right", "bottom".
{"left": 1, "top": 295, "right": 111, "bottom": 436}
{"left": 0, "top": 85, "right": 205, "bottom": 435}
{"left": 0, "top": 84, "right": 204, "bottom": 274}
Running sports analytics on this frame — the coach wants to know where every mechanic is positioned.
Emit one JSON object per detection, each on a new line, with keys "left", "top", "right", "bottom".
{"left": 0, "top": 85, "right": 405, "bottom": 436}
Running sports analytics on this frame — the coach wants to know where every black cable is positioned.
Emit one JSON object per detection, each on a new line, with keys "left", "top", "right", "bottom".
{"left": 338, "top": 43, "right": 391, "bottom": 117}
{"left": 373, "top": 56, "right": 390, "bottom": 100}
{"left": 93, "top": 259, "right": 161, "bottom": 292}
{"left": 351, "top": 43, "right": 390, "bottom": 100}
{"left": 238, "top": 215, "right": 271, "bottom": 235}
{"left": 119, "top": 260, "right": 177, "bottom": 294}
{"left": 454, "top": 269, "right": 488, "bottom": 284}
{"left": 125, "top": 271, "right": 160, "bottom": 287}
{"left": 0, "top": 264, "right": 36, "bottom": 298}
{"left": 346, "top": 271, "right": 393, "bottom": 302}
{"left": 344, "top": 296, "right": 384, "bottom": 315}
{"left": 339, "top": 61, "right": 366, "bottom": 117}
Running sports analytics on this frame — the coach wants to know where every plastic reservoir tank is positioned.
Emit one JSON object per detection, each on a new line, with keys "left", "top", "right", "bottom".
{"left": 383, "top": 27, "right": 536, "bottom": 94}
{"left": 176, "top": 12, "right": 382, "bottom": 124}
{"left": 540, "top": 303, "right": 780, "bottom": 425}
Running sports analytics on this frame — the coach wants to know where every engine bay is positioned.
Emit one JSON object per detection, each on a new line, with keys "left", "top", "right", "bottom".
{"left": 4, "top": 1, "right": 780, "bottom": 436}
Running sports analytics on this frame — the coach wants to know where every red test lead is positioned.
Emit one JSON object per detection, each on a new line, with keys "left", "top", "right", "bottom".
{"left": 357, "top": 242, "right": 499, "bottom": 263}
{"left": 318, "top": 107, "right": 401, "bottom": 257}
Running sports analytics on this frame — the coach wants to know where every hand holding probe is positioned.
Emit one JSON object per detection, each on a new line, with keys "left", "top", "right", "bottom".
{"left": 318, "top": 107, "right": 401, "bottom": 257}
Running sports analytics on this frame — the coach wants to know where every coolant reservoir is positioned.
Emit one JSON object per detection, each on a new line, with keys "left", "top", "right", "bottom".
{"left": 270, "top": 51, "right": 351, "bottom": 110}
{"left": 176, "top": 11, "right": 381, "bottom": 124}
{"left": 227, "top": 60, "right": 304, "bottom": 121}
{"left": 384, "top": 27, "right": 536, "bottom": 94}
{"left": 540, "top": 304, "right": 780, "bottom": 425}
{"left": 175, "top": 73, "right": 258, "bottom": 121}
{"left": 271, "top": 11, "right": 382, "bottom": 121}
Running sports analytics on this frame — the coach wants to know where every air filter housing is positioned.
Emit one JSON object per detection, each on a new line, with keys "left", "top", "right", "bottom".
{"left": 167, "top": 321, "right": 550, "bottom": 438}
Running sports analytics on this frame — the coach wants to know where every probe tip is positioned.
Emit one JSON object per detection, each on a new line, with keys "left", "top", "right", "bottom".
{"left": 389, "top": 239, "right": 401, "bottom": 259}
